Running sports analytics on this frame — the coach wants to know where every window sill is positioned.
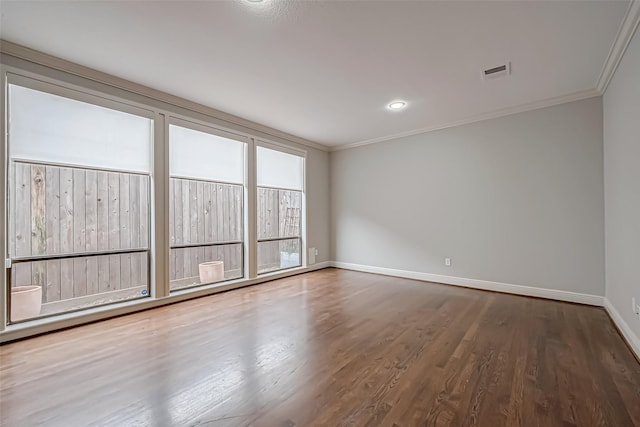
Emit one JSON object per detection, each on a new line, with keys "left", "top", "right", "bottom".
{"left": 1, "top": 263, "right": 326, "bottom": 343}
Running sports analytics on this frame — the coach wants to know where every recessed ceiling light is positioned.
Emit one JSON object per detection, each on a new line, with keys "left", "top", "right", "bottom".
{"left": 387, "top": 101, "right": 406, "bottom": 110}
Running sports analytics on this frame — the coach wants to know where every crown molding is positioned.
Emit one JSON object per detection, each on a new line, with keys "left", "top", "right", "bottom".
{"left": 329, "top": 88, "right": 601, "bottom": 152}
{"left": 596, "top": 0, "right": 640, "bottom": 94}
{"left": 0, "top": 39, "right": 330, "bottom": 152}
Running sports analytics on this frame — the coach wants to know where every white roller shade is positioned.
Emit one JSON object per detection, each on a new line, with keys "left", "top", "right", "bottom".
{"left": 170, "top": 124, "right": 245, "bottom": 184}
{"left": 257, "top": 146, "right": 304, "bottom": 190}
{"left": 9, "top": 84, "right": 152, "bottom": 173}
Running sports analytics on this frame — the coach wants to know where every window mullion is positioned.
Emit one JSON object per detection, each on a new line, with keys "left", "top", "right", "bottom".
{"left": 153, "top": 112, "right": 169, "bottom": 298}
{"left": 247, "top": 139, "right": 258, "bottom": 279}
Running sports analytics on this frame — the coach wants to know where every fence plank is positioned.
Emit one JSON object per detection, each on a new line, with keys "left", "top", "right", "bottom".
{"left": 73, "top": 258, "right": 87, "bottom": 297}
{"left": 196, "top": 181, "right": 204, "bottom": 244}
{"left": 211, "top": 184, "right": 218, "bottom": 242}
{"left": 169, "top": 177, "right": 175, "bottom": 246}
{"left": 205, "top": 246, "right": 213, "bottom": 269}
{"left": 86, "top": 256, "right": 99, "bottom": 296}
{"left": 216, "top": 184, "right": 224, "bottom": 242}
{"left": 97, "top": 171, "right": 109, "bottom": 251}
{"left": 204, "top": 182, "right": 212, "bottom": 243}
{"left": 60, "top": 259, "right": 74, "bottom": 300}
{"left": 279, "top": 190, "right": 287, "bottom": 238}
{"left": 59, "top": 168, "right": 74, "bottom": 256}
{"left": 257, "top": 187, "right": 264, "bottom": 240}
{"left": 96, "top": 172, "right": 110, "bottom": 298}
{"left": 85, "top": 170, "right": 98, "bottom": 252}
{"left": 182, "top": 179, "right": 190, "bottom": 245}
{"left": 108, "top": 172, "right": 120, "bottom": 250}
{"left": 223, "top": 185, "right": 231, "bottom": 271}
{"left": 174, "top": 179, "right": 183, "bottom": 246}
{"left": 190, "top": 247, "right": 198, "bottom": 279}
{"left": 189, "top": 180, "right": 198, "bottom": 244}
{"left": 109, "top": 254, "right": 121, "bottom": 290}
{"left": 198, "top": 247, "right": 205, "bottom": 278}
{"left": 120, "top": 253, "right": 131, "bottom": 289}
{"left": 15, "top": 163, "right": 31, "bottom": 257}
{"left": 98, "top": 254, "right": 110, "bottom": 293}
{"left": 131, "top": 252, "right": 144, "bottom": 287}
{"left": 130, "top": 176, "right": 141, "bottom": 287}
{"left": 170, "top": 246, "right": 177, "bottom": 281}
{"left": 73, "top": 169, "right": 86, "bottom": 253}
{"left": 46, "top": 260, "right": 61, "bottom": 302}
{"left": 9, "top": 163, "right": 16, "bottom": 258}
{"left": 216, "top": 184, "right": 225, "bottom": 273}
{"left": 141, "top": 253, "right": 149, "bottom": 290}
{"left": 12, "top": 263, "right": 31, "bottom": 289}
{"left": 139, "top": 177, "right": 149, "bottom": 249}
{"left": 45, "top": 167, "right": 60, "bottom": 255}
{"left": 174, "top": 247, "right": 184, "bottom": 281}
{"left": 130, "top": 175, "right": 140, "bottom": 248}
{"left": 31, "top": 166, "right": 47, "bottom": 300}
{"left": 183, "top": 180, "right": 192, "bottom": 276}
{"left": 119, "top": 174, "right": 131, "bottom": 249}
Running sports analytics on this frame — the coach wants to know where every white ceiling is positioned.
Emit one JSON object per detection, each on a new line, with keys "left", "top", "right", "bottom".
{"left": 0, "top": 0, "right": 631, "bottom": 148}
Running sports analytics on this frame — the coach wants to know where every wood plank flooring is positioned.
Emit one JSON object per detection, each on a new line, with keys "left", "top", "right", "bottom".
{"left": 1, "top": 268, "right": 639, "bottom": 426}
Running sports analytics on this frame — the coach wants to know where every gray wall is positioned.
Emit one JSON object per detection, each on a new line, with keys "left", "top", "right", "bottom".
{"left": 306, "top": 147, "right": 331, "bottom": 263}
{"left": 604, "top": 27, "right": 640, "bottom": 338}
{"left": 331, "top": 97, "right": 605, "bottom": 295}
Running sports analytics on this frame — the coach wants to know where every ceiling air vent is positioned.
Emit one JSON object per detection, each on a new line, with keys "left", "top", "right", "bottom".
{"left": 482, "top": 62, "right": 511, "bottom": 80}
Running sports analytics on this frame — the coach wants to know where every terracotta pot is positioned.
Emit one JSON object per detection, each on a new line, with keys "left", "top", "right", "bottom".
{"left": 199, "top": 261, "right": 224, "bottom": 284}
{"left": 11, "top": 286, "right": 43, "bottom": 321}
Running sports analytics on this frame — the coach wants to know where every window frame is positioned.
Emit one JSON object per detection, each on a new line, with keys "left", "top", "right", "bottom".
{"left": 0, "top": 62, "right": 314, "bottom": 338}
{"left": 255, "top": 139, "right": 307, "bottom": 275}
{"left": 166, "top": 116, "right": 250, "bottom": 290}
{"left": 4, "top": 73, "right": 157, "bottom": 323}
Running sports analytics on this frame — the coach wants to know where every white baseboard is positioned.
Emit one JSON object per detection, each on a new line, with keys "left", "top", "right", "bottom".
{"left": 329, "top": 261, "right": 604, "bottom": 306}
{"left": 327, "top": 262, "right": 640, "bottom": 361}
{"left": 604, "top": 298, "right": 640, "bottom": 360}
{"left": 309, "top": 261, "right": 332, "bottom": 271}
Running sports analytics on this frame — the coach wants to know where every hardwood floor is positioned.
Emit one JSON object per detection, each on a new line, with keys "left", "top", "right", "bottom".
{"left": 1, "top": 268, "right": 639, "bottom": 427}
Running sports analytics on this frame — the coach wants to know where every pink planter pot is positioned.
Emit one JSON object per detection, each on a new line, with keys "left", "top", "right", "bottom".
{"left": 199, "top": 261, "right": 225, "bottom": 284}
{"left": 11, "top": 286, "right": 43, "bottom": 321}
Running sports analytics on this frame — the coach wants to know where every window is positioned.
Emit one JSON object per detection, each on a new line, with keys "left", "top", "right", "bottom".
{"left": 1, "top": 68, "right": 310, "bottom": 335}
{"left": 7, "top": 81, "right": 153, "bottom": 322}
{"left": 256, "top": 145, "right": 304, "bottom": 274}
{"left": 168, "top": 122, "right": 246, "bottom": 290}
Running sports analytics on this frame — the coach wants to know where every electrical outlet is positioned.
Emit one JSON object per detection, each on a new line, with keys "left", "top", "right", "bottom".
{"left": 315, "top": 248, "right": 319, "bottom": 256}
{"left": 445, "top": 257, "right": 451, "bottom": 267}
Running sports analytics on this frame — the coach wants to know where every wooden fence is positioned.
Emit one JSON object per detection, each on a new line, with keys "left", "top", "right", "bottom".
{"left": 168, "top": 178, "right": 243, "bottom": 289}
{"left": 257, "top": 187, "right": 302, "bottom": 273}
{"left": 9, "top": 162, "right": 149, "bottom": 311}
{"left": 9, "top": 162, "right": 302, "bottom": 310}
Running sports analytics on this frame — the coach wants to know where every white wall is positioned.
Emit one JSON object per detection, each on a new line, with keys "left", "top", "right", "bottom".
{"left": 603, "top": 26, "right": 640, "bottom": 344}
{"left": 331, "top": 97, "right": 605, "bottom": 296}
